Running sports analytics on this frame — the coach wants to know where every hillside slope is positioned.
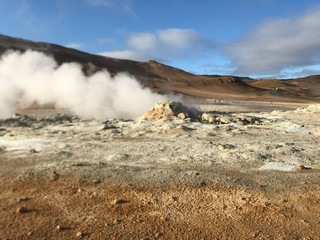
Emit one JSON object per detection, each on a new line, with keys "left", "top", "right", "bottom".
{"left": 1, "top": 34, "right": 319, "bottom": 102}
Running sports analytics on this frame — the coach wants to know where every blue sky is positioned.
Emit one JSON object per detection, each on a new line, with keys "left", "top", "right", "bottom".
{"left": 1, "top": 0, "right": 320, "bottom": 78}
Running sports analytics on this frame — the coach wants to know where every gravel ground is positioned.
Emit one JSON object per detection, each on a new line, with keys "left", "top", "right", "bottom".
{"left": 0, "top": 102, "right": 320, "bottom": 239}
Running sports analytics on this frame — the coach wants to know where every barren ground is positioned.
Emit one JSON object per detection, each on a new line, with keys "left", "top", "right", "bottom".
{"left": 1, "top": 101, "right": 320, "bottom": 239}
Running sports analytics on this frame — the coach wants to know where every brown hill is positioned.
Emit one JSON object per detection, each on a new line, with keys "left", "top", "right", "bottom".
{"left": 249, "top": 76, "right": 320, "bottom": 99}
{"left": 1, "top": 34, "right": 319, "bottom": 102}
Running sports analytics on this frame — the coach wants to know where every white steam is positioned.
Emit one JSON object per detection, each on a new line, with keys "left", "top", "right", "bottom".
{"left": 0, "top": 50, "right": 164, "bottom": 119}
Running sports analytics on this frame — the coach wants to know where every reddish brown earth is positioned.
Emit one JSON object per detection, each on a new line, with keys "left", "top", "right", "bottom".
{"left": 1, "top": 176, "right": 320, "bottom": 240}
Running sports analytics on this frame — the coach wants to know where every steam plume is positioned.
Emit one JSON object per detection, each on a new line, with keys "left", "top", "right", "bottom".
{"left": 0, "top": 50, "right": 164, "bottom": 119}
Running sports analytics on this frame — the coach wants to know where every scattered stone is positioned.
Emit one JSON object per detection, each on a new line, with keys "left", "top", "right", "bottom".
{"left": 155, "top": 232, "right": 164, "bottom": 237}
{"left": 72, "top": 162, "right": 92, "bottom": 167}
{"left": 264, "top": 201, "right": 271, "bottom": 206}
{"left": 219, "top": 144, "right": 236, "bottom": 150}
{"left": 30, "top": 148, "right": 40, "bottom": 153}
{"left": 45, "top": 114, "right": 75, "bottom": 123}
{"left": 294, "top": 165, "right": 312, "bottom": 171}
{"left": 199, "top": 181, "right": 207, "bottom": 187}
{"left": 112, "top": 198, "right": 129, "bottom": 205}
{"left": 0, "top": 114, "right": 36, "bottom": 127}
{"left": 201, "top": 112, "right": 276, "bottom": 125}
{"left": 171, "top": 196, "right": 179, "bottom": 201}
{"left": 18, "top": 196, "right": 30, "bottom": 202}
{"left": 176, "top": 125, "right": 195, "bottom": 132}
{"left": 111, "top": 129, "right": 121, "bottom": 134}
{"left": 50, "top": 171, "right": 59, "bottom": 181}
{"left": 101, "top": 124, "right": 118, "bottom": 130}
{"left": 56, "top": 225, "right": 65, "bottom": 231}
{"left": 0, "top": 128, "right": 6, "bottom": 136}
{"left": 201, "top": 113, "right": 215, "bottom": 123}
{"left": 58, "top": 151, "right": 73, "bottom": 157}
{"left": 76, "top": 231, "right": 83, "bottom": 237}
{"left": 177, "top": 112, "right": 188, "bottom": 120}
{"left": 113, "top": 219, "right": 123, "bottom": 225}
{"left": 92, "top": 178, "right": 101, "bottom": 185}
{"left": 16, "top": 206, "right": 29, "bottom": 213}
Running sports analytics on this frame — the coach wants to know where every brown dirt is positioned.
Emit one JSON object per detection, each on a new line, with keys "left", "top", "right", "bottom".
{"left": 1, "top": 176, "right": 320, "bottom": 240}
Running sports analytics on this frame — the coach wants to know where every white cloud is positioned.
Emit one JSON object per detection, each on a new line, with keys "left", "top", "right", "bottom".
{"left": 100, "top": 50, "right": 151, "bottom": 62}
{"left": 65, "top": 43, "right": 84, "bottom": 50}
{"left": 226, "top": 9, "right": 320, "bottom": 75}
{"left": 127, "top": 32, "right": 157, "bottom": 51}
{"left": 100, "top": 28, "right": 207, "bottom": 62}
{"left": 157, "top": 29, "right": 201, "bottom": 49}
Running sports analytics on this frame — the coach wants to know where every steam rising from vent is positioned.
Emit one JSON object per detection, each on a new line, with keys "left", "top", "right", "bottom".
{"left": 0, "top": 50, "right": 164, "bottom": 119}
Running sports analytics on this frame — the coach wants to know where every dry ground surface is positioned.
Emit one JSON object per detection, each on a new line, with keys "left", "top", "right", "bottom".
{"left": 1, "top": 101, "right": 320, "bottom": 239}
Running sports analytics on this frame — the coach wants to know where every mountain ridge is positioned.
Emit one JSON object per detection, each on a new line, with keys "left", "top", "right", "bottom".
{"left": 1, "top": 34, "right": 319, "bottom": 102}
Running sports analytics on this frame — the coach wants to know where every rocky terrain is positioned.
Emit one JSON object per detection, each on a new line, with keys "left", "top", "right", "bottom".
{"left": 0, "top": 101, "right": 320, "bottom": 239}
{"left": 1, "top": 34, "right": 320, "bottom": 240}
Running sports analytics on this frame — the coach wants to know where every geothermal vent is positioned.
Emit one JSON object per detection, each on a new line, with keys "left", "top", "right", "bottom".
{"left": 141, "top": 100, "right": 200, "bottom": 121}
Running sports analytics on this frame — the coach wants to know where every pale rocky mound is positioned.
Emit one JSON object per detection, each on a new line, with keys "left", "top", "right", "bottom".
{"left": 294, "top": 104, "right": 320, "bottom": 113}
{"left": 201, "top": 112, "right": 277, "bottom": 125}
{"left": 141, "top": 100, "right": 276, "bottom": 125}
{"left": 141, "top": 100, "right": 201, "bottom": 121}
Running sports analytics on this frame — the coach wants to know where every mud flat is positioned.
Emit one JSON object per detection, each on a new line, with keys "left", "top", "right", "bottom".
{"left": 1, "top": 101, "right": 320, "bottom": 239}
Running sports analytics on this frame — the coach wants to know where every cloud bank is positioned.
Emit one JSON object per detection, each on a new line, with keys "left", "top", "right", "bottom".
{"left": 0, "top": 50, "right": 163, "bottom": 119}
{"left": 226, "top": 9, "right": 320, "bottom": 75}
{"left": 100, "top": 28, "right": 207, "bottom": 62}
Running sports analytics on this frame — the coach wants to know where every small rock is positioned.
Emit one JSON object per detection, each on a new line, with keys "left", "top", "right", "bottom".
{"left": 18, "top": 196, "right": 30, "bottom": 202}
{"left": 50, "top": 171, "right": 59, "bottom": 181}
{"left": 76, "top": 231, "right": 83, "bottom": 237}
{"left": 112, "top": 199, "right": 129, "bottom": 205}
{"left": 201, "top": 113, "right": 215, "bottom": 123}
{"left": 300, "top": 219, "right": 309, "bottom": 225}
{"left": 16, "top": 206, "right": 29, "bottom": 213}
{"left": 264, "top": 201, "right": 271, "bottom": 206}
{"left": 113, "top": 219, "right": 123, "bottom": 225}
{"left": 155, "top": 232, "right": 164, "bottom": 237}
{"left": 101, "top": 124, "right": 118, "bottom": 130}
{"left": 56, "top": 225, "right": 65, "bottom": 231}
{"left": 171, "top": 196, "right": 178, "bottom": 201}
{"left": 177, "top": 112, "right": 187, "bottom": 120}
{"left": 199, "top": 181, "right": 207, "bottom": 187}
{"left": 92, "top": 178, "right": 101, "bottom": 185}
{"left": 30, "top": 148, "right": 40, "bottom": 153}
{"left": 252, "top": 232, "right": 258, "bottom": 237}
{"left": 295, "top": 165, "right": 312, "bottom": 171}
